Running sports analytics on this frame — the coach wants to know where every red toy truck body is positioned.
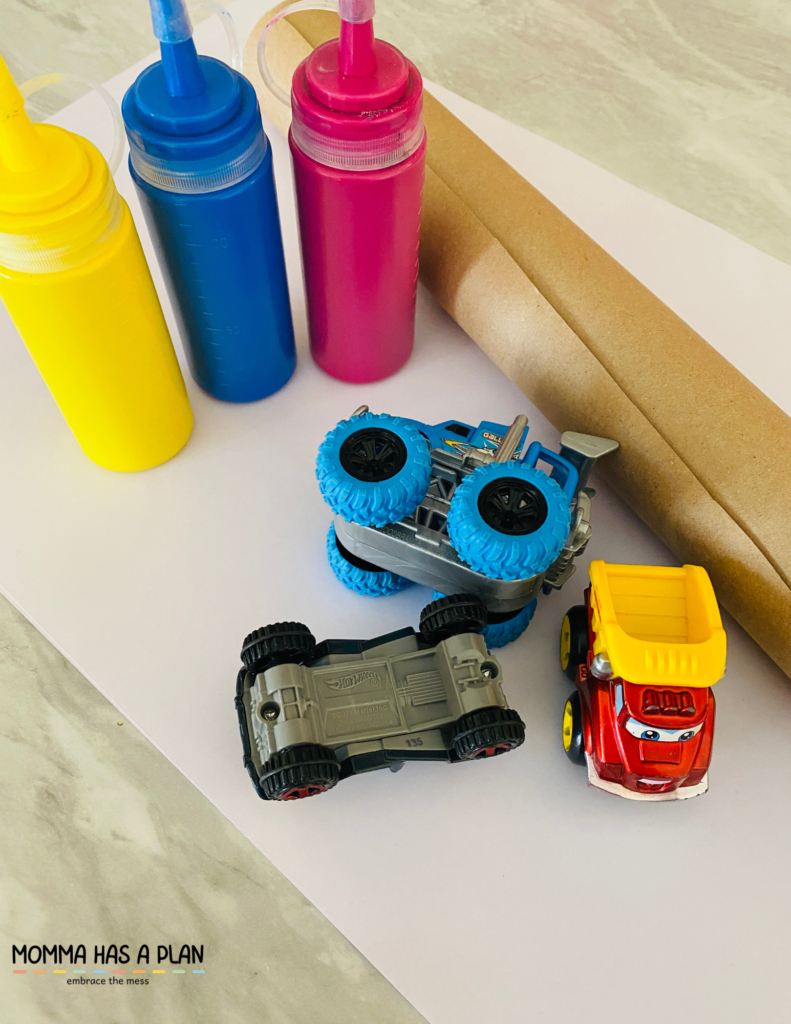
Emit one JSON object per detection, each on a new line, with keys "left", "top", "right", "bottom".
{"left": 560, "top": 562, "right": 726, "bottom": 801}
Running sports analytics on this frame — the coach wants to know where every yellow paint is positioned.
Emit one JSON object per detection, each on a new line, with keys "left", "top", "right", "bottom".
{"left": 0, "top": 56, "right": 192, "bottom": 472}
{"left": 562, "top": 699, "right": 574, "bottom": 752}
{"left": 559, "top": 613, "right": 571, "bottom": 670}
{"left": 588, "top": 560, "right": 726, "bottom": 687}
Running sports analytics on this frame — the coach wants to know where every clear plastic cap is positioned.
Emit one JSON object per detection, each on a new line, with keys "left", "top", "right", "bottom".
{"left": 149, "top": 0, "right": 194, "bottom": 45}
{"left": 339, "top": 0, "right": 375, "bottom": 22}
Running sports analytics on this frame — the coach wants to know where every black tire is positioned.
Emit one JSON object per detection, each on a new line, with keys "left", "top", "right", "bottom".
{"left": 261, "top": 744, "right": 341, "bottom": 801}
{"left": 562, "top": 691, "right": 586, "bottom": 766}
{"left": 450, "top": 707, "right": 525, "bottom": 761}
{"left": 560, "top": 605, "right": 589, "bottom": 682}
{"left": 241, "top": 622, "right": 316, "bottom": 673}
{"left": 420, "top": 593, "right": 488, "bottom": 645}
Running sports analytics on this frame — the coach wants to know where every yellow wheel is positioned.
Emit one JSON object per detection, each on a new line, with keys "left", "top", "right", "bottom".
{"left": 562, "top": 690, "right": 586, "bottom": 766}
{"left": 560, "top": 605, "right": 588, "bottom": 682}
{"left": 562, "top": 698, "right": 574, "bottom": 752}
{"left": 560, "top": 614, "right": 572, "bottom": 672}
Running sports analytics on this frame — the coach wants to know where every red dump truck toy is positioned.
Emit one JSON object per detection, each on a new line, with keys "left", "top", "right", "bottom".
{"left": 560, "top": 561, "right": 726, "bottom": 801}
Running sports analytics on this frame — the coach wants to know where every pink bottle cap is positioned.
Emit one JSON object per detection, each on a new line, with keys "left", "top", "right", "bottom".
{"left": 290, "top": 0, "right": 424, "bottom": 171}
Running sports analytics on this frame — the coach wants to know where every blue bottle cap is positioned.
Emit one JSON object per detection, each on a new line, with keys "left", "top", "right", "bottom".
{"left": 122, "top": 0, "right": 267, "bottom": 193}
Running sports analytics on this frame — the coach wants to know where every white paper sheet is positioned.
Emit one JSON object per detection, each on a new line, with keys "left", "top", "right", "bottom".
{"left": 1, "top": 6, "right": 790, "bottom": 1021}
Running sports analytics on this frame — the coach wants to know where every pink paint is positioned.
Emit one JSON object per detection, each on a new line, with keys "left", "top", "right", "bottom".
{"left": 288, "top": 2, "right": 426, "bottom": 383}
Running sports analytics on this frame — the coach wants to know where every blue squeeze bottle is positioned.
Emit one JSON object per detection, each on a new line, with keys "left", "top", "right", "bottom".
{"left": 122, "top": 0, "right": 296, "bottom": 403}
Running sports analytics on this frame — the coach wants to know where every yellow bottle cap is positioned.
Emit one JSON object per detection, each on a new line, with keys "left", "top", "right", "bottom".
{"left": 0, "top": 55, "right": 90, "bottom": 215}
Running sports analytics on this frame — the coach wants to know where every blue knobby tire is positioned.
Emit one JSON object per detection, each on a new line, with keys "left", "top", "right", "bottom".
{"left": 316, "top": 412, "right": 431, "bottom": 527}
{"left": 447, "top": 462, "right": 571, "bottom": 581}
{"left": 327, "top": 525, "right": 413, "bottom": 597}
{"left": 431, "top": 593, "right": 537, "bottom": 649}
{"left": 483, "top": 600, "right": 537, "bottom": 649}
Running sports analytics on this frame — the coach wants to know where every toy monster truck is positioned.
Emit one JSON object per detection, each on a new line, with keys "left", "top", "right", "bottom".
{"left": 560, "top": 561, "right": 726, "bottom": 801}
{"left": 316, "top": 406, "right": 618, "bottom": 648}
{"left": 236, "top": 594, "right": 525, "bottom": 801}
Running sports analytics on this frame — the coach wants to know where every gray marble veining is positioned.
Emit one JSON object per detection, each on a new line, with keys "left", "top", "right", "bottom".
{"left": 0, "top": 594, "right": 426, "bottom": 1023}
{"left": 3, "top": 0, "right": 790, "bottom": 264}
{"left": 374, "top": 0, "right": 791, "bottom": 266}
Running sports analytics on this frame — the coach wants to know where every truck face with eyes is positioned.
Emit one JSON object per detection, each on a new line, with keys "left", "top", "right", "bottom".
{"left": 560, "top": 561, "right": 726, "bottom": 801}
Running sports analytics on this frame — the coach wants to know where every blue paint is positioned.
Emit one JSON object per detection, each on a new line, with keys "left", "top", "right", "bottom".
{"left": 122, "top": 0, "right": 295, "bottom": 403}
{"left": 130, "top": 146, "right": 295, "bottom": 402}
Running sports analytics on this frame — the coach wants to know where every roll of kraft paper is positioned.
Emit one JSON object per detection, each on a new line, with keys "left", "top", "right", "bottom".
{"left": 245, "top": 6, "right": 791, "bottom": 678}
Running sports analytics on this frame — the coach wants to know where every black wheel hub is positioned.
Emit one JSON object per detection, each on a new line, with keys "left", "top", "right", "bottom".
{"left": 477, "top": 477, "right": 548, "bottom": 535}
{"left": 339, "top": 428, "right": 407, "bottom": 482}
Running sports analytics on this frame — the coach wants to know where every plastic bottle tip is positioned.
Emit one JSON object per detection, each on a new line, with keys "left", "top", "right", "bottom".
{"left": 339, "top": 0, "right": 375, "bottom": 24}
{"left": 0, "top": 54, "right": 25, "bottom": 120}
{"left": 149, "top": 0, "right": 194, "bottom": 44}
{"left": 0, "top": 54, "right": 46, "bottom": 172}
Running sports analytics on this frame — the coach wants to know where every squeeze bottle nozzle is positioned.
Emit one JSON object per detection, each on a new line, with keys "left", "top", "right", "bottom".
{"left": 148, "top": 0, "right": 205, "bottom": 97}
{"left": 0, "top": 57, "right": 45, "bottom": 172}
{"left": 338, "top": 0, "right": 376, "bottom": 77}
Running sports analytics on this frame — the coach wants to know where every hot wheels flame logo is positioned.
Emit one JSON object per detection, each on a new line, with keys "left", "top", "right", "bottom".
{"left": 324, "top": 670, "right": 382, "bottom": 691}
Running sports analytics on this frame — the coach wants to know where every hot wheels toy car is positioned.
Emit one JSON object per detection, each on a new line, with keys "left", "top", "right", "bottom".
{"left": 236, "top": 594, "right": 525, "bottom": 801}
{"left": 560, "top": 561, "right": 726, "bottom": 801}
{"left": 316, "top": 406, "right": 618, "bottom": 648}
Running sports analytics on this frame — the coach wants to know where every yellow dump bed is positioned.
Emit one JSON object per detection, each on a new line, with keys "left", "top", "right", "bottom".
{"left": 588, "top": 561, "right": 726, "bottom": 687}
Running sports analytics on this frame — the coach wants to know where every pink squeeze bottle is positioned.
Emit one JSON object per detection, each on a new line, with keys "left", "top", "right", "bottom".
{"left": 259, "top": 0, "right": 426, "bottom": 383}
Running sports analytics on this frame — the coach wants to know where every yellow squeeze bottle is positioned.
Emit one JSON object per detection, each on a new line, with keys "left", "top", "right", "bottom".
{"left": 0, "top": 56, "right": 193, "bottom": 471}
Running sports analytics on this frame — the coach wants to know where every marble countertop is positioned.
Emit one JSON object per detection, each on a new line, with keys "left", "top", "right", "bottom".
{"left": 5, "top": 0, "right": 790, "bottom": 266}
{"left": 0, "top": 597, "right": 426, "bottom": 1023}
{"left": 1, "top": 1, "right": 788, "bottom": 1020}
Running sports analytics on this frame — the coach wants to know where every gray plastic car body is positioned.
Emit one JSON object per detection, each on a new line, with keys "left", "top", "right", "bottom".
{"left": 331, "top": 410, "right": 619, "bottom": 613}
{"left": 237, "top": 625, "right": 521, "bottom": 798}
